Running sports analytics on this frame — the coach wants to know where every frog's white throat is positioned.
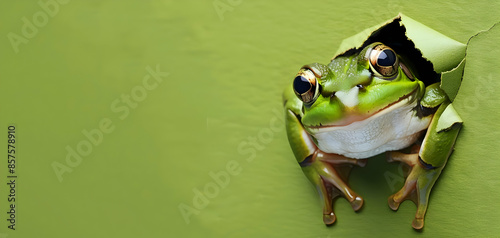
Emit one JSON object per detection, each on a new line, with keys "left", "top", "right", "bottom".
{"left": 311, "top": 97, "right": 431, "bottom": 159}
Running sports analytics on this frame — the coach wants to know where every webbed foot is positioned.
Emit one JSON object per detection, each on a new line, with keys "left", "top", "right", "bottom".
{"left": 306, "top": 151, "right": 366, "bottom": 225}
{"left": 387, "top": 150, "right": 442, "bottom": 230}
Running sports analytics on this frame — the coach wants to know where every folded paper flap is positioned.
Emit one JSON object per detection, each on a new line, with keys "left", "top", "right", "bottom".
{"left": 440, "top": 58, "right": 466, "bottom": 101}
{"left": 400, "top": 13, "right": 466, "bottom": 73}
{"left": 437, "top": 104, "right": 463, "bottom": 132}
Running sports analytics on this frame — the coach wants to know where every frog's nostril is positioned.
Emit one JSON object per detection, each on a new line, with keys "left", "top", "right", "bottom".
{"left": 356, "top": 84, "right": 367, "bottom": 92}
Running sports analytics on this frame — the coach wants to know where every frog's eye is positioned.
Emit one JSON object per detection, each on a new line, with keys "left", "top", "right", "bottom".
{"left": 368, "top": 44, "right": 399, "bottom": 78}
{"left": 293, "top": 69, "right": 319, "bottom": 105}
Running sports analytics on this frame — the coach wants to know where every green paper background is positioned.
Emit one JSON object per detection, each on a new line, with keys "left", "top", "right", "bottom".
{"left": 0, "top": 1, "right": 499, "bottom": 237}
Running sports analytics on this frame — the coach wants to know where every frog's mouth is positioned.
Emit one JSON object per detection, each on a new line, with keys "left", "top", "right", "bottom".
{"left": 306, "top": 87, "right": 419, "bottom": 133}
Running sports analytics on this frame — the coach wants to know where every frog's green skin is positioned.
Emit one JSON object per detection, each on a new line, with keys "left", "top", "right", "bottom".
{"left": 283, "top": 43, "right": 462, "bottom": 230}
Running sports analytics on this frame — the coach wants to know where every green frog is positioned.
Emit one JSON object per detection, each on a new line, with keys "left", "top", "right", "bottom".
{"left": 283, "top": 42, "right": 462, "bottom": 230}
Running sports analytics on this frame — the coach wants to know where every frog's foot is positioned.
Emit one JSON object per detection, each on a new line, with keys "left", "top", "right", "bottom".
{"left": 318, "top": 173, "right": 363, "bottom": 226}
{"left": 387, "top": 151, "right": 442, "bottom": 230}
{"left": 318, "top": 179, "right": 336, "bottom": 225}
{"left": 315, "top": 152, "right": 365, "bottom": 225}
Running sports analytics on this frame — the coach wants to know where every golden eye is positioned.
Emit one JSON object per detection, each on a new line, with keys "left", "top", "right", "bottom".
{"left": 293, "top": 69, "right": 319, "bottom": 105}
{"left": 369, "top": 44, "right": 399, "bottom": 78}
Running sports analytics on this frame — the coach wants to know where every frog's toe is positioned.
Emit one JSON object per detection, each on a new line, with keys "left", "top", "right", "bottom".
{"left": 386, "top": 151, "right": 417, "bottom": 166}
{"left": 388, "top": 194, "right": 401, "bottom": 211}
{"left": 356, "top": 159, "right": 368, "bottom": 167}
{"left": 386, "top": 151, "right": 398, "bottom": 163}
{"left": 350, "top": 196, "right": 364, "bottom": 211}
{"left": 412, "top": 218, "right": 424, "bottom": 230}
{"left": 386, "top": 151, "right": 406, "bottom": 163}
{"left": 323, "top": 212, "right": 336, "bottom": 225}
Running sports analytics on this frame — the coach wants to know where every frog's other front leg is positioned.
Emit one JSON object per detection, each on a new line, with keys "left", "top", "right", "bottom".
{"left": 285, "top": 107, "right": 365, "bottom": 225}
{"left": 387, "top": 102, "right": 462, "bottom": 230}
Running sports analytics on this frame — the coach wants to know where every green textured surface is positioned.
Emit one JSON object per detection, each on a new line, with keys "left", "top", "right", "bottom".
{"left": 0, "top": 1, "right": 499, "bottom": 237}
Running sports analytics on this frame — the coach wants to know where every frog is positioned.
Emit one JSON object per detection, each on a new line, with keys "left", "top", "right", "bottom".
{"left": 283, "top": 42, "right": 462, "bottom": 230}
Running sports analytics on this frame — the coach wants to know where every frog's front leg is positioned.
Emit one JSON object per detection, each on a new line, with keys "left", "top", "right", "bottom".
{"left": 387, "top": 101, "right": 462, "bottom": 230}
{"left": 285, "top": 108, "right": 366, "bottom": 225}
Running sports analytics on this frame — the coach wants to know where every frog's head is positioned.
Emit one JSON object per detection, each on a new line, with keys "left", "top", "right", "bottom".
{"left": 293, "top": 42, "right": 426, "bottom": 133}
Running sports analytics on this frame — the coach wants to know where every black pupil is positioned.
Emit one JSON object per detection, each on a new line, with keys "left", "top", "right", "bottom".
{"left": 377, "top": 49, "right": 396, "bottom": 66}
{"left": 293, "top": 76, "right": 311, "bottom": 94}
